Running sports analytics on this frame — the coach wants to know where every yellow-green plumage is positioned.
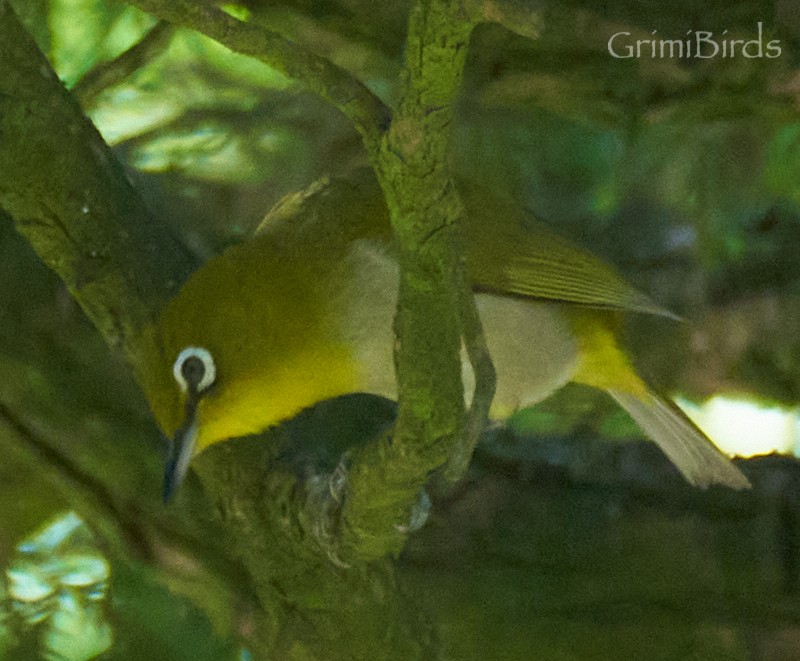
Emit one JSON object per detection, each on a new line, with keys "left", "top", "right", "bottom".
{"left": 157, "top": 217, "right": 364, "bottom": 451}
{"left": 149, "top": 172, "right": 749, "bottom": 493}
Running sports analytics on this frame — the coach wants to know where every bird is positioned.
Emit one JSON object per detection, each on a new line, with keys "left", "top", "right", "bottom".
{"left": 144, "top": 170, "right": 750, "bottom": 501}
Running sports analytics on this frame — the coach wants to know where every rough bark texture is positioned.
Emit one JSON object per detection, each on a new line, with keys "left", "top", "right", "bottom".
{"left": 1, "top": 0, "right": 788, "bottom": 659}
{"left": 0, "top": 1, "right": 195, "bottom": 386}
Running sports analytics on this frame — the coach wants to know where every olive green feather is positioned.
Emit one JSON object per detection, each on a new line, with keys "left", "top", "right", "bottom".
{"left": 459, "top": 184, "right": 680, "bottom": 319}
{"left": 260, "top": 170, "right": 679, "bottom": 320}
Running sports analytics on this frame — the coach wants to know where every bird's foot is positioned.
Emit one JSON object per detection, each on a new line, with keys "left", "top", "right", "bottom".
{"left": 305, "top": 452, "right": 432, "bottom": 566}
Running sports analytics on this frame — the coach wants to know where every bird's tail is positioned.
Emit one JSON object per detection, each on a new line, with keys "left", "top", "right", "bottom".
{"left": 607, "top": 388, "right": 750, "bottom": 489}
{"left": 567, "top": 307, "right": 749, "bottom": 490}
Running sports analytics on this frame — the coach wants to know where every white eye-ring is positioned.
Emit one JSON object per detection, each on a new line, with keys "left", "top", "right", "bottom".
{"left": 173, "top": 346, "right": 217, "bottom": 395}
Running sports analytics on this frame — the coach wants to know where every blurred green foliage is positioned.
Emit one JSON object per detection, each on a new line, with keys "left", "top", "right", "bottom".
{"left": 49, "top": 1, "right": 154, "bottom": 86}
{"left": 4, "top": 0, "right": 800, "bottom": 658}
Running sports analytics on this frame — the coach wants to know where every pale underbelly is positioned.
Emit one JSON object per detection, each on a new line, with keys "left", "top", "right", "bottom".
{"left": 347, "top": 291, "right": 580, "bottom": 417}
{"left": 473, "top": 295, "right": 580, "bottom": 418}
{"left": 337, "top": 240, "right": 581, "bottom": 417}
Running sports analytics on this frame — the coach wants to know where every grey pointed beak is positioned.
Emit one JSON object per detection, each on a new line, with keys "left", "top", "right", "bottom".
{"left": 162, "top": 410, "right": 199, "bottom": 503}
{"left": 163, "top": 348, "right": 218, "bottom": 503}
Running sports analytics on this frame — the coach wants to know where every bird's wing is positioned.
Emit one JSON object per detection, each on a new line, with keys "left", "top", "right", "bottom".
{"left": 482, "top": 222, "right": 679, "bottom": 319}
{"left": 460, "top": 183, "right": 679, "bottom": 319}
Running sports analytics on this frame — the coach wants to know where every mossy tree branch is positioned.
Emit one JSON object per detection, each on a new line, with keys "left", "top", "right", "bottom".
{"left": 0, "top": 5, "right": 248, "bottom": 638}
{"left": 338, "top": 0, "right": 485, "bottom": 561}
{"left": 0, "top": 2, "right": 194, "bottom": 387}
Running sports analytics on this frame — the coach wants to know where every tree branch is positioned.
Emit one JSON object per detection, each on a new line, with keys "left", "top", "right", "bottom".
{"left": 463, "top": 0, "right": 543, "bottom": 39}
{"left": 0, "top": 397, "right": 153, "bottom": 561}
{"left": 443, "top": 264, "right": 496, "bottom": 484}
{"left": 72, "top": 20, "right": 177, "bottom": 108}
{"left": 0, "top": 2, "right": 195, "bottom": 389}
{"left": 338, "top": 0, "right": 486, "bottom": 561}
{"left": 124, "top": 0, "right": 391, "bottom": 154}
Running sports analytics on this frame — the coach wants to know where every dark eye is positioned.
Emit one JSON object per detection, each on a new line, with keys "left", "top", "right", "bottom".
{"left": 173, "top": 347, "right": 216, "bottom": 395}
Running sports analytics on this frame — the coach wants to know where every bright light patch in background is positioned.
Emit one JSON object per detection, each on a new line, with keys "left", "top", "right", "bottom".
{"left": 677, "top": 395, "right": 798, "bottom": 458}
{"left": 4, "top": 512, "right": 112, "bottom": 660}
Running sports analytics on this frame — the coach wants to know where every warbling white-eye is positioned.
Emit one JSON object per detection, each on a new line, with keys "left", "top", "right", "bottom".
{"left": 146, "top": 172, "right": 750, "bottom": 501}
